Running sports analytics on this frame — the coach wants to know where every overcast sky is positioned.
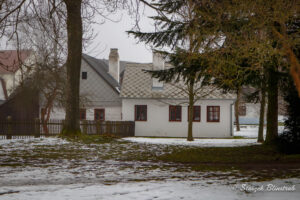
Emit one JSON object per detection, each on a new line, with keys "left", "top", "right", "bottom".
{"left": 85, "top": 7, "right": 156, "bottom": 63}
{"left": 0, "top": 6, "right": 157, "bottom": 63}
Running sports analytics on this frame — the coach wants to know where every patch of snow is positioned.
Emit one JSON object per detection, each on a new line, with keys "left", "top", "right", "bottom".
{"left": 0, "top": 137, "right": 69, "bottom": 146}
{"left": 122, "top": 137, "right": 259, "bottom": 147}
{"left": 234, "top": 126, "right": 285, "bottom": 138}
{"left": 123, "top": 126, "right": 285, "bottom": 144}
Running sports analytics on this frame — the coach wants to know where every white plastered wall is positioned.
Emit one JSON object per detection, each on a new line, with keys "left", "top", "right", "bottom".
{"left": 122, "top": 98, "right": 235, "bottom": 137}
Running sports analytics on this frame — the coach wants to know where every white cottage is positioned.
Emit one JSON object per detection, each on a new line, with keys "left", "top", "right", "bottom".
{"left": 46, "top": 49, "right": 135, "bottom": 121}
{"left": 120, "top": 53, "right": 236, "bottom": 138}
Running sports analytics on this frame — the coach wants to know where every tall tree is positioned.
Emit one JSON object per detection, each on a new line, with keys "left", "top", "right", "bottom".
{"left": 129, "top": 0, "right": 219, "bottom": 141}
{"left": 61, "top": 0, "right": 83, "bottom": 136}
{"left": 215, "top": 0, "right": 298, "bottom": 144}
{"left": 257, "top": 76, "right": 267, "bottom": 143}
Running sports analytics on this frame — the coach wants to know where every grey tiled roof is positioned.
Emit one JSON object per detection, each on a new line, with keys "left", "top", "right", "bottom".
{"left": 82, "top": 54, "right": 137, "bottom": 92}
{"left": 120, "top": 64, "right": 236, "bottom": 100}
{"left": 82, "top": 54, "right": 120, "bottom": 92}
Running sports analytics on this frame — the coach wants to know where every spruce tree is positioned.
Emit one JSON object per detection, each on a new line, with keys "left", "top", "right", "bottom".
{"left": 128, "top": 0, "right": 218, "bottom": 141}
{"left": 277, "top": 79, "right": 300, "bottom": 154}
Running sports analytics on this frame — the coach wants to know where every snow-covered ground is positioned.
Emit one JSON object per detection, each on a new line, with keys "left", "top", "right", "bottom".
{"left": 0, "top": 126, "right": 298, "bottom": 200}
{"left": 1, "top": 179, "right": 299, "bottom": 200}
{"left": 123, "top": 125, "right": 285, "bottom": 146}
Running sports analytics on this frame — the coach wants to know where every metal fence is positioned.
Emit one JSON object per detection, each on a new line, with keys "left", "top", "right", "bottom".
{"left": 0, "top": 118, "right": 135, "bottom": 139}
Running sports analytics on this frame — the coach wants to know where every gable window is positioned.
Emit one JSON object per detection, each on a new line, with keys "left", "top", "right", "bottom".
{"left": 207, "top": 106, "right": 220, "bottom": 122}
{"left": 94, "top": 109, "right": 105, "bottom": 121}
{"left": 135, "top": 105, "right": 147, "bottom": 121}
{"left": 238, "top": 105, "right": 246, "bottom": 116}
{"left": 188, "top": 106, "right": 201, "bottom": 122}
{"left": 82, "top": 72, "right": 87, "bottom": 79}
{"left": 80, "top": 109, "right": 86, "bottom": 120}
{"left": 169, "top": 105, "right": 182, "bottom": 122}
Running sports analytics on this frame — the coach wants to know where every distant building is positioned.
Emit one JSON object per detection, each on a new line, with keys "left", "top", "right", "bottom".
{"left": 0, "top": 50, "right": 33, "bottom": 96}
{"left": 237, "top": 87, "right": 286, "bottom": 125}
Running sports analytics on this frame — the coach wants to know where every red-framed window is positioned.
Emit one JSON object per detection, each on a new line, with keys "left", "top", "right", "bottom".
{"left": 169, "top": 105, "right": 182, "bottom": 122}
{"left": 94, "top": 109, "right": 105, "bottom": 121}
{"left": 188, "top": 106, "right": 201, "bottom": 122}
{"left": 80, "top": 109, "right": 86, "bottom": 120}
{"left": 207, "top": 106, "right": 220, "bottom": 122}
{"left": 135, "top": 105, "right": 147, "bottom": 121}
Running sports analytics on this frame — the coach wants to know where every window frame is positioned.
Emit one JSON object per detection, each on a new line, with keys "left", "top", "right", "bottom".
{"left": 94, "top": 109, "right": 105, "bottom": 121}
{"left": 135, "top": 105, "right": 147, "bottom": 121}
{"left": 79, "top": 109, "right": 86, "bottom": 120}
{"left": 207, "top": 106, "right": 220, "bottom": 122}
{"left": 82, "top": 71, "right": 87, "bottom": 80}
{"left": 169, "top": 105, "right": 182, "bottom": 122}
{"left": 188, "top": 106, "right": 201, "bottom": 122}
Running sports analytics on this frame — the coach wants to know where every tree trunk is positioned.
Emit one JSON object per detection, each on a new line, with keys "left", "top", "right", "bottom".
{"left": 265, "top": 67, "right": 278, "bottom": 144}
{"left": 234, "top": 87, "right": 241, "bottom": 131}
{"left": 187, "top": 82, "right": 194, "bottom": 141}
{"left": 41, "top": 108, "right": 49, "bottom": 135}
{"left": 258, "top": 81, "right": 266, "bottom": 143}
{"left": 61, "top": 0, "right": 83, "bottom": 137}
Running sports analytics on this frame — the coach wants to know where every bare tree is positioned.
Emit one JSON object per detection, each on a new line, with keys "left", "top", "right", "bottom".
{"left": 1, "top": 0, "right": 148, "bottom": 137}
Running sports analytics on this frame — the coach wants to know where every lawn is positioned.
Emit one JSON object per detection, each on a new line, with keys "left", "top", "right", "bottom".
{"left": 0, "top": 127, "right": 299, "bottom": 199}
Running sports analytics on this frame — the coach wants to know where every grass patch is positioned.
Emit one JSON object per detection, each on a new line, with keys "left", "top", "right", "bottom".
{"left": 232, "top": 136, "right": 247, "bottom": 139}
{"left": 154, "top": 144, "right": 300, "bottom": 181}
{"left": 69, "top": 134, "right": 121, "bottom": 144}
{"left": 158, "top": 145, "right": 300, "bottom": 165}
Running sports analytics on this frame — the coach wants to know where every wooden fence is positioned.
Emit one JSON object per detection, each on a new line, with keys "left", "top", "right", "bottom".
{"left": 0, "top": 118, "right": 135, "bottom": 139}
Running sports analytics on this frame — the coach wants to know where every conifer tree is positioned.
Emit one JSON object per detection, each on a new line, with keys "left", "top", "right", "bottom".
{"left": 129, "top": 0, "right": 219, "bottom": 141}
{"left": 278, "top": 78, "right": 300, "bottom": 154}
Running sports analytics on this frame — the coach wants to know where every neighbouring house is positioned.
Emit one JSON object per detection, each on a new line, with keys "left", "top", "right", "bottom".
{"left": 43, "top": 49, "right": 136, "bottom": 121}
{"left": 0, "top": 50, "right": 38, "bottom": 121}
{"left": 120, "top": 53, "right": 236, "bottom": 138}
{"left": 0, "top": 50, "right": 33, "bottom": 96}
{"left": 237, "top": 87, "right": 286, "bottom": 125}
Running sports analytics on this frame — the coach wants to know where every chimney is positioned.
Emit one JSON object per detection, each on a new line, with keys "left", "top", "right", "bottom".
{"left": 152, "top": 52, "right": 165, "bottom": 88}
{"left": 153, "top": 52, "right": 165, "bottom": 70}
{"left": 109, "top": 48, "right": 120, "bottom": 83}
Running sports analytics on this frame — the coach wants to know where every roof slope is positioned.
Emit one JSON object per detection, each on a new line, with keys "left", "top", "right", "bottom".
{"left": 82, "top": 54, "right": 120, "bottom": 92}
{"left": 120, "top": 64, "right": 236, "bottom": 100}
{"left": 82, "top": 54, "right": 138, "bottom": 92}
{"left": 0, "top": 50, "right": 31, "bottom": 73}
